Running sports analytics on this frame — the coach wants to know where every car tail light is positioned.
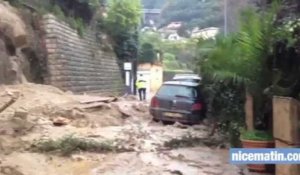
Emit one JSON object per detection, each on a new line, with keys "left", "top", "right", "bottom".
{"left": 151, "top": 97, "right": 159, "bottom": 107}
{"left": 192, "top": 103, "right": 202, "bottom": 111}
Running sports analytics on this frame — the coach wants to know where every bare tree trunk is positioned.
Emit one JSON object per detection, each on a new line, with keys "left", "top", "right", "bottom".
{"left": 245, "top": 90, "right": 254, "bottom": 130}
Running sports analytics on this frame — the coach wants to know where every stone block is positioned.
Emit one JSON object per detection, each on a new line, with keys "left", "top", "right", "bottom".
{"left": 275, "top": 140, "right": 300, "bottom": 175}
{"left": 273, "top": 97, "right": 300, "bottom": 144}
{"left": 47, "top": 48, "right": 56, "bottom": 54}
{"left": 52, "top": 117, "right": 70, "bottom": 126}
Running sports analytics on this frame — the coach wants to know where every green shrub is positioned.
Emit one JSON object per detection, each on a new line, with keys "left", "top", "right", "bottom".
{"left": 163, "top": 60, "right": 181, "bottom": 70}
{"left": 52, "top": 5, "right": 65, "bottom": 21}
{"left": 67, "top": 17, "right": 85, "bottom": 36}
{"left": 163, "top": 52, "right": 176, "bottom": 61}
{"left": 5, "top": 0, "right": 21, "bottom": 7}
{"left": 75, "top": 18, "right": 85, "bottom": 37}
{"left": 69, "top": 18, "right": 77, "bottom": 29}
{"left": 164, "top": 135, "right": 223, "bottom": 149}
{"left": 32, "top": 135, "right": 128, "bottom": 156}
{"left": 202, "top": 79, "right": 245, "bottom": 147}
{"left": 240, "top": 129, "right": 273, "bottom": 141}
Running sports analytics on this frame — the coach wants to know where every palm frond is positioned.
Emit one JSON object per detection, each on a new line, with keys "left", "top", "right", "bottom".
{"left": 199, "top": 3, "right": 279, "bottom": 91}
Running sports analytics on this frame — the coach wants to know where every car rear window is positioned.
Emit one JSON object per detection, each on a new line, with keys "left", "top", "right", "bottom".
{"left": 157, "top": 85, "right": 198, "bottom": 98}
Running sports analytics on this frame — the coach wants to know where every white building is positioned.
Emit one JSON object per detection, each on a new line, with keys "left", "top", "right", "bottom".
{"left": 166, "top": 22, "right": 182, "bottom": 30}
{"left": 191, "top": 27, "right": 220, "bottom": 40}
{"left": 157, "top": 22, "right": 186, "bottom": 41}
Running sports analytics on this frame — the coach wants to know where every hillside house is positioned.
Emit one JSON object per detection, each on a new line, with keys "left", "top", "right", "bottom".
{"left": 158, "top": 22, "right": 186, "bottom": 41}
{"left": 191, "top": 27, "right": 219, "bottom": 39}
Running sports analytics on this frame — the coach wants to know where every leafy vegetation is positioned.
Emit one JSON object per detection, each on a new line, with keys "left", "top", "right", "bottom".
{"left": 201, "top": 80, "right": 245, "bottom": 147}
{"left": 102, "top": 0, "right": 141, "bottom": 61}
{"left": 32, "top": 135, "right": 130, "bottom": 156}
{"left": 139, "top": 31, "right": 197, "bottom": 70}
{"left": 164, "top": 135, "right": 224, "bottom": 149}
{"left": 7, "top": 0, "right": 142, "bottom": 61}
{"left": 196, "top": 0, "right": 300, "bottom": 146}
{"left": 240, "top": 129, "right": 273, "bottom": 141}
{"left": 4, "top": 0, "right": 99, "bottom": 36}
{"left": 138, "top": 43, "right": 157, "bottom": 63}
{"left": 163, "top": 52, "right": 182, "bottom": 70}
{"left": 199, "top": 1, "right": 300, "bottom": 103}
{"left": 198, "top": 2, "right": 281, "bottom": 131}
{"left": 6, "top": 0, "right": 100, "bottom": 23}
{"left": 105, "top": 0, "right": 141, "bottom": 35}
{"left": 160, "top": 0, "right": 223, "bottom": 29}
{"left": 52, "top": 0, "right": 100, "bottom": 23}
{"left": 193, "top": 1, "right": 293, "bottom": 147}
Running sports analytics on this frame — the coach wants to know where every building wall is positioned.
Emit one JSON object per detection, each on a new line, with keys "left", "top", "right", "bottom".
{"left": 150, "top": 65, "right": 163, "bottom": 93}
{"left": 138, "top": 63, "right": 163, "bottom": 93}
{"left": 42, "top": 14, "right": 124, "bottom": 94}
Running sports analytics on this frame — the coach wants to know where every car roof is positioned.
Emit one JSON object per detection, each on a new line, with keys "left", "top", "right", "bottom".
{"left": 173, "top": 74, "right": 201, "bottom": 80}
{"left": 173, "top": 76, "right": 201, "bottom": 80}
{"left": 163, "top": 81, "right": 199, "bottom": 87}
{"left": 174, "top": 73, "right": 198, "bottom": 76}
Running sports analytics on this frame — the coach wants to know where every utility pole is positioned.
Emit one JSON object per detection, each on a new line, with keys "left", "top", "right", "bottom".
{"left": 224, "top": 0, "right": 228, "bottom": 36}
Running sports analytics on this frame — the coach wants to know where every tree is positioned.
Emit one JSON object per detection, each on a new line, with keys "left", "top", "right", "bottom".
{"left": 139, "top": 31, "right": 163, "bottom": 50}
{"left": 199, "top": 2, "right": 281, "bottom": 131}
{"left": 103, "top": 0, "right": 142, "bottom": 60}
{"left": 54, "top": 0, "right": 100, "bottom": 23}
{"left": 105, "top": 0, "right": 141, "bottom": 36}
{"left": 139, "top": 31, "right": 198, "bottom": 70}
{"left": 139, "top": 43, "right": 156, "bottom": 63}
{"left": 160, "top": 0, "right": 223, "bottom": 29}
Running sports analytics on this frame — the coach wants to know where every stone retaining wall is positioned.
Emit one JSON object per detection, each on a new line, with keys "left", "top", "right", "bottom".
{"left": 42, "top": 14, "right": 124, "bottom": 94}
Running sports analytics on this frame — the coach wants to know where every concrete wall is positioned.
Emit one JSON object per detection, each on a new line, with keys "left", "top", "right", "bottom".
{"left": 138, "top": 63, "right": 163, "bottom": 93}
{"left": 149, "top": 65, "right": 163, "bottom": 93}
{"left": 42, "top": 14, "right": 124, "bottom": 94}
{"left": 273, "top": 97, "right": 300, "bottom": 145}
{"left": 273, "top": 96, "right": 300, "bottom": 175}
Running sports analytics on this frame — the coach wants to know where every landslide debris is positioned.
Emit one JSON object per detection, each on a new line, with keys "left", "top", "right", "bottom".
{"left": 0, "top": 83, "right": 149, "bottom": 155}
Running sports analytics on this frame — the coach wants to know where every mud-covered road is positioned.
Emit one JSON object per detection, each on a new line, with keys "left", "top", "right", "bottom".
{"left": 0, "top": 84, "right": 246, "bottom": 175}
{"left": 1, "top": 120, "right": 244, "bottom": 175}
